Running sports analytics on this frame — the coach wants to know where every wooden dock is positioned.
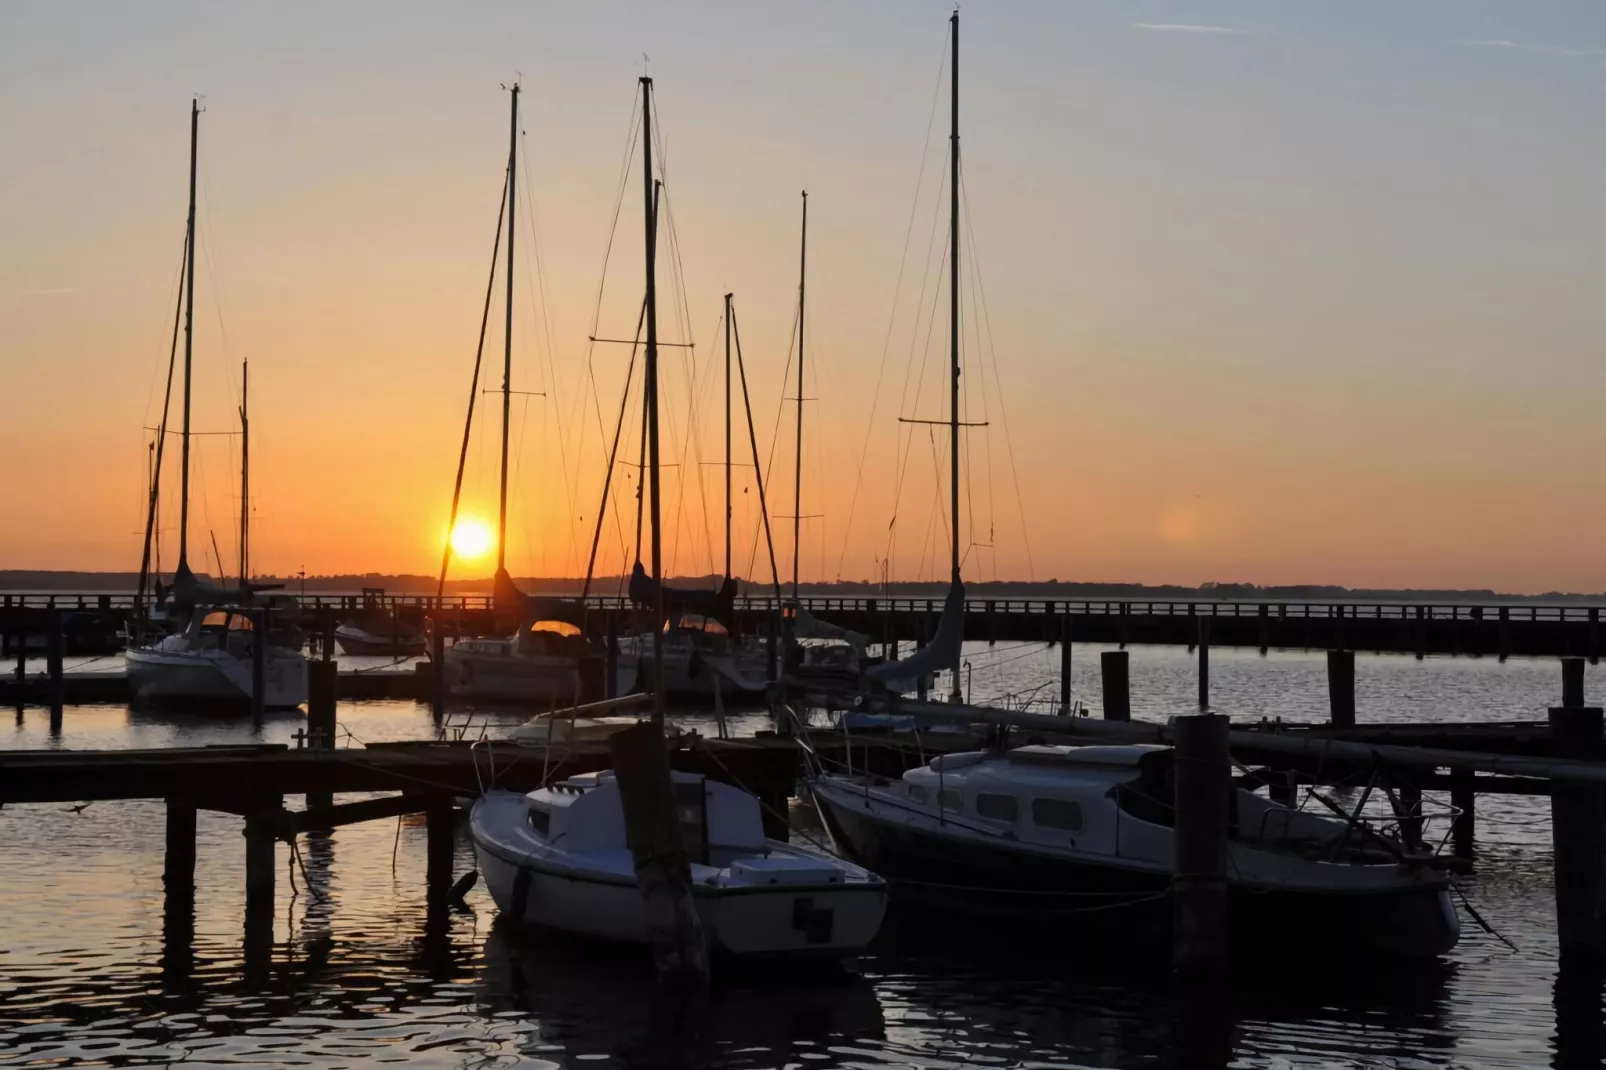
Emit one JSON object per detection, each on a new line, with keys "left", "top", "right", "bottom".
{"left": 5, "top": 592, "right": 1604, "bottom": 659}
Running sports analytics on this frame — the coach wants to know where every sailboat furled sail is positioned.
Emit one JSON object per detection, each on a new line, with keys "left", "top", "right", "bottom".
{"left": 863, "top": 579, "right": 965, "bottom": 694}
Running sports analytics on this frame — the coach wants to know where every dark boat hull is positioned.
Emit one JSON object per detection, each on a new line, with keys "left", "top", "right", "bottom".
{"left": 811, "top": 785, "right": 1459, "bottom": 959}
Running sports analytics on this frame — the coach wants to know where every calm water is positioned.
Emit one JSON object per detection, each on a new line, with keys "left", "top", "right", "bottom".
{"left": 2, "top": 643, "right": 1601, "bottom": 1068}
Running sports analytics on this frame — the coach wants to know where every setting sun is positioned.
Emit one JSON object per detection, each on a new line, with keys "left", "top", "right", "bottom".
{"left": 449, "top": 516, "right": 494, "bottom": 560}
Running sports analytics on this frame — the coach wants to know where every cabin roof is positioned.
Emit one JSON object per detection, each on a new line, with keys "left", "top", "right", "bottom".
{"left": 1006, "top": 744, "right": 1170, "bottom": 768}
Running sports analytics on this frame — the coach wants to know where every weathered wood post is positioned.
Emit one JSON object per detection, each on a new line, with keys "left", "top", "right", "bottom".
{"left": 164, "top": 798, "right": 197, "bottom": 907}
{"left": 1550, "top": 705, "right": 1606, "bottom": 963}
{"left": 13, "top": 614, "right": 25, "bottom": 708}
{"left": 1497, "top": 606, "right": 1512, "bottom": 662}
{"left": 1326, "top": 649, "right": 1355, "bottom": 728}
{"left": 1590, "top": 607, "right": 1602, "bottom": 666}
{"left": 425, "top": 795, "right": 456, "bottom": 909}
{"left": 915, "top": 628, "right": 928, "bottom": 702}
{"left": 1196, "top": 617, "right": 1210, "bottom": 710}
{"left": 1101, "top": 650, "right": 1130, "bottom": 722}
{"left": 431, "top": 618, "right": 447, "bottom": 719}
{"left": 243, "top": 796, "right": 282, "bottom": 980}
{"left": 1563, "top": 656, "right": 1586, "bottom": 710}
{"left": 609, "top": 721, "right": 710, "bottom": 986}
{"left": 1058, "top": 614, "right": 1072, "bottom": 716}
{"left": 1120, "top": 602, "right": 1131, "bottom": 648}
{"left": 306, "top": 659, "right": 337, "bottom": 818}
{"left": 1414, "top": 605, "right": 1427, "bottom": 661}
{"left": 1450, "top": 768, "right": 1476, "bottom": 858}
{"left": 1397, "top": 780, "right": 1423, "bottom": 849}
{"left": 986, "top": 600, "right": 996, "bottom": 646}
{"left": 1173, "top": 712, "right": 1230, "bottom": 981}
{"left": 1257, "top": 603, "right": 1269, "bottom": 655}
{"left": 321, "top": 608, "right": 335, "bottom": 663}
{"left": 46, "top": 608, "right": 64, "bottom": 731}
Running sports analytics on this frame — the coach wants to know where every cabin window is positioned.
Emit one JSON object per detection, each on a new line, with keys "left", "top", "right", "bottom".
{"left": 908, "top": 784, "right": 929, "bottom": 804}
{"left": 1032, "top": 798, "right": 1085, "bottom": 832}
{"left": 526, "top": 806, "right": 551, "bottom": 837}
{"left": 937, "top": 789, "right": 962, "bottom": 814}
{"left": 529, "top": 620, "right": 581, "bottom": 637}
{"left": 975, "top": 793, "right": 1019, "bottom": 823}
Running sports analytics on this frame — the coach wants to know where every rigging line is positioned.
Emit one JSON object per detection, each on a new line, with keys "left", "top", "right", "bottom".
{"left": 885, "top": 222, "right": 952, "bottom": 572}
{"left": 195, "top": 173, "right": 241, "bottom": 403}
{"left": 743, "top": 293, "right": 799, "bottom": 583}
{"left": 834, "top": 24, "right": 951, "bottom": 582}
{"left": 961, "top": 175, "right": 1037, "bottom": 581}
{"left": 964, "top": 222, "right": 996, "bottom": 580}
{"left": 732, "top": 301, "right": 783, "bottom": 598}
{"left": 137, "top": 226, "right": 190, "bottom": 613}
{"left": 518, "top": 130, "right": 583, "bottom": 578}
{"left": 580, "top": 296, "right": 645, "bottom": 600}
{"left": 437, "top": 167, "right": 510, "bottom": 601}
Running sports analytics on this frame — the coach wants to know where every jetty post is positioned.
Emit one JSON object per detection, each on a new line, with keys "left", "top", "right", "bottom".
{"left": 1450, "top": 768, "right": 1476, "bottom": 857}
{"left": 431, "top": 620, "right": 446, "bottom": 719}
{"left": 1563, "top": 656, "right": 1586, "bottom": 709}
{"left": 1058, "top": 614, "right": 1071, "bottom": 715}
{"left": 243, "top": 793, "right": 282, "bottom": 980}
{"left": 46, "top": 609, "right": 66, "bottom": 730}
{"left": 425, "top": 795, "right": 456, "bottom": 909}
{"left": 306, "top": 659, "right": 337, "bottom": 818}
{"left": 609, "top": 721, "right": 709, "bottom": 986}
{"left": 249, "top": 609, "right": 266, "bottom": 728}
{"left": 1173, "top": 712, "right": 1230, "bottom": 981}
{"left": 1549, "top": 703, "right": 1606, "bottom": 963}
{"left": 1196, "top": 616, "right": 1210, "bottom": 710}
{"left": 1327, "top": 649, "right": 1355, "bottom": 728}
{"left": 1257, "top": 603, "right": 1269, "bottom": 655}
{"left": 605, "top": 610, "right": 618, "bottom": 700}
{"left": 1101, "top": 650, "right": 1130, "bottom": 721}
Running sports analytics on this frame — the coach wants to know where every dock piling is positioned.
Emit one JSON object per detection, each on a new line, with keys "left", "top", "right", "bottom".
{"left": 1450, "top": 768, "right": 1476, "bottom": 858}
{"left": 1101, "top": 650, "right": 1130, "bottom": 722}
{"left": 1563, "top": 656, "right": 1586, "bottom": 709}
{"left": 306, "top": 659, "right": 337, "bottom": 817}
{"left": 1058, "top": 615, "right": 1071, "bottom": 715}
{"left": 46, "top": 609, "right": 64, "bottom": 730}
{"left": 250, "top": 609, "right": 266, "bottom": 728}
{"left": 608, "top": 721, "right": 710, "bottom": 987}
{"left": 1173, "top": 712, "right": 1230, "bottom": 981}
{"left": 163, "top": 798, "right": 197, "bottom": 905}
{"left": 1549, "top": 705, "right": 1606, "bottom": 964}
{"left": 243, "top": 796, "right": 282, "bottom": 978}
{"left": 1197, "top": 617, "right": 1210, "bottom": 710}
{"left": 426, "top": 796, "right": 456, "bottom": 908}
{"left": 1327, "top": 649, "right": 1356, "bottom": 728}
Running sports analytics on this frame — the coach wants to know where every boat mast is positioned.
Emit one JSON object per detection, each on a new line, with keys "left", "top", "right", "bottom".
{"left": 792, "top": 191, "right": 807, "bottom": 601}
{"left": 641, "top": 76, "right": 665, "bottom": 724}
{"left": 497, "top": 83, "right": 519, "bottom": 578}
{"left": 178, "top": 99, "right": 199, "bottom": 576}
{"left": 948, "top": 11, "right": 962, "bottom": 700}
{"left": 238, "top": 357, "right": 249, "bottom": 586}
{"left": 724, "top": 291, "right": 732, "bottom": 583}
{"left": 135, "top": 224, "right": 189, "bottom": 618}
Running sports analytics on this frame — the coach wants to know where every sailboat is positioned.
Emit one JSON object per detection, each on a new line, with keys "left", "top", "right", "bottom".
{"left": 439, "top": 84, "right": 607, "bottom": 705}
{"left": 125, "top": 101, "right": 308, "bottom": 709}
{"left": 472, "top": 76, "right": 886, "bottom": 959}
{"left": 805, "top": 19, "right": 1460, "bottom": 957}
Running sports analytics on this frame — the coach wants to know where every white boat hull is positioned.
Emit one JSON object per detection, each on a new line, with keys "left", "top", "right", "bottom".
{"left": 125, "top": 645, "right": 308, "bottom": 708}
{"left": 444, "top": 646, "right": 582, "bottom": 703}
{"left": 474, "top": 838, "right": 884, "bottom": 959}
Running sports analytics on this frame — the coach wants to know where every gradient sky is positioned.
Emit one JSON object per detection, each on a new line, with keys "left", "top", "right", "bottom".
{"left": 5, "top": 1, "right": 1606, "bottom": 592}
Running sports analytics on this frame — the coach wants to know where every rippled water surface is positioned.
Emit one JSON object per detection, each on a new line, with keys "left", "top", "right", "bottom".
{"left": 2, "top": 643, "right": 1602, "bottom": 1068}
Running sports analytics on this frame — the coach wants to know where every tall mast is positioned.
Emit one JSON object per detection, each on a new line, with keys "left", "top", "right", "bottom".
{"left": 792, "top": 191, "right": 807, "bottom": 601}
{"left": 497, "top": 83, "right": 519, "bottom": 576}
{"left": 641, "top": 76, "right": 665, "bottom": 724}
{"left": 723, "top": 291, "right": 733, "bottom": 582}
{"left": 178, "top": 99, "right": 199, "bottom": 574}
{"left": 948, "top": 11, "right": 962, "bottom": 699}
{"left": 238, "top": 357, "right": 249, "bottom": 585}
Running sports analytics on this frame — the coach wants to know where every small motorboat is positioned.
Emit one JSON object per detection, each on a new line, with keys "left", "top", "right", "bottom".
{"left": 126, "top": 600, "right": 308, "bottom": 709}
{"left": 471, "top": 768, "right": 887, "bottom": 960}
{"left": 334, "top": 588, "right": 428, "bottom": 656}
{"left": 809, "top": 743, "right": 1460, "bottom": 958}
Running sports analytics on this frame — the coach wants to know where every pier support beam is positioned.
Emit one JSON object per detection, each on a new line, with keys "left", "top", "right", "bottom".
{"left": 1550, "top": 706, "right": 1606, "bottom": 965}
{"left": 1196, "top": 617, "right": 1210, "bottom": 710}
{"left": 432, "top": 620, "right": 448, "bottom": 717}
{"left": 1327, "top": 650, "right": 1355, "bottom": 728}
{"left": 1173, "top": 712, "right": 1230, "bottom": 982}
{"left": 46, "top": 609, "right": 63, "bottom": 732}
{"left": 426, "top": 796, "right": 456, "bottom": 909}
{"left": 164, "top": 798, "right": 197, "bottom": 904}
{"left": 1058, "top": 615, "right": 1071, "bottom": 716}
{"left": 1101, "top": 650, "right": 1130, "bottom": 722}
{"left": 1498, "top": 607, "right": 1512, "bottom": 662}
{"left": 609, "top": 721, "right": 709, "bottom": 987}
{"left": 306, "top": 659, "right": 337, "bottom": 819}
{"left": 1564, "top": 657, "right": 1586, "bottom": 709}
{"left": 243, "top": 797, "right": 282, "bottom": 982}
{"left": 250, "top": 609, "right": 266, "bottom": 728}
{"left": 1450, "top": 768, "right": 1476, "bottom": 858}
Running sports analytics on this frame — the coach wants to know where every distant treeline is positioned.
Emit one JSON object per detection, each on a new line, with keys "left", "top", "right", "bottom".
{"left": 3, "top": 570, "right": 1603, "bottom": 603}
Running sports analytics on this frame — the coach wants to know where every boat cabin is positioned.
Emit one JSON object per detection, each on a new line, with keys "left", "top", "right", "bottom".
{"left": 523, "top": 770, "right": 767, "bottom": 867}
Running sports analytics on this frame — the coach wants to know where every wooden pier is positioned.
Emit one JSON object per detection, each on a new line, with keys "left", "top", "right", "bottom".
{"left": 5, "top": 592, "right": 1605, "bottom": 659}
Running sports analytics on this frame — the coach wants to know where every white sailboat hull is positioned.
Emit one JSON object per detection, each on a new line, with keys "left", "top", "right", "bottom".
{"left": 125, "top": 645, "right": 308, "bottom": 708}
{"left": 443, "top": 646, "right": 582, "bottom": 703}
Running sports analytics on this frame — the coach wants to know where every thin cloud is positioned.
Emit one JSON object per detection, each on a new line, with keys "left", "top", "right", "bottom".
{"left": 1131, "top": 22, "right": 1254, "bottom": 35}
{"left": 1458, "top": 38, "right": 1606, "bottom": 58}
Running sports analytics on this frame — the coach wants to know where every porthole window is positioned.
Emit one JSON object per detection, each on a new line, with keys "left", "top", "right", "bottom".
{"left": 1032, "top": 798, "right": 1085, "bottom": 832}
{"left": 937, "top": 789, "right": 962, "bottom": 814}
{"left": 527, "top": 806, "right": 551, "bottom": 837}
{"left": 908, "top": 784, "right": 929, "bottom": 804}
{"left": 975, "top": 793, "right": 1019, "bottom": 823}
